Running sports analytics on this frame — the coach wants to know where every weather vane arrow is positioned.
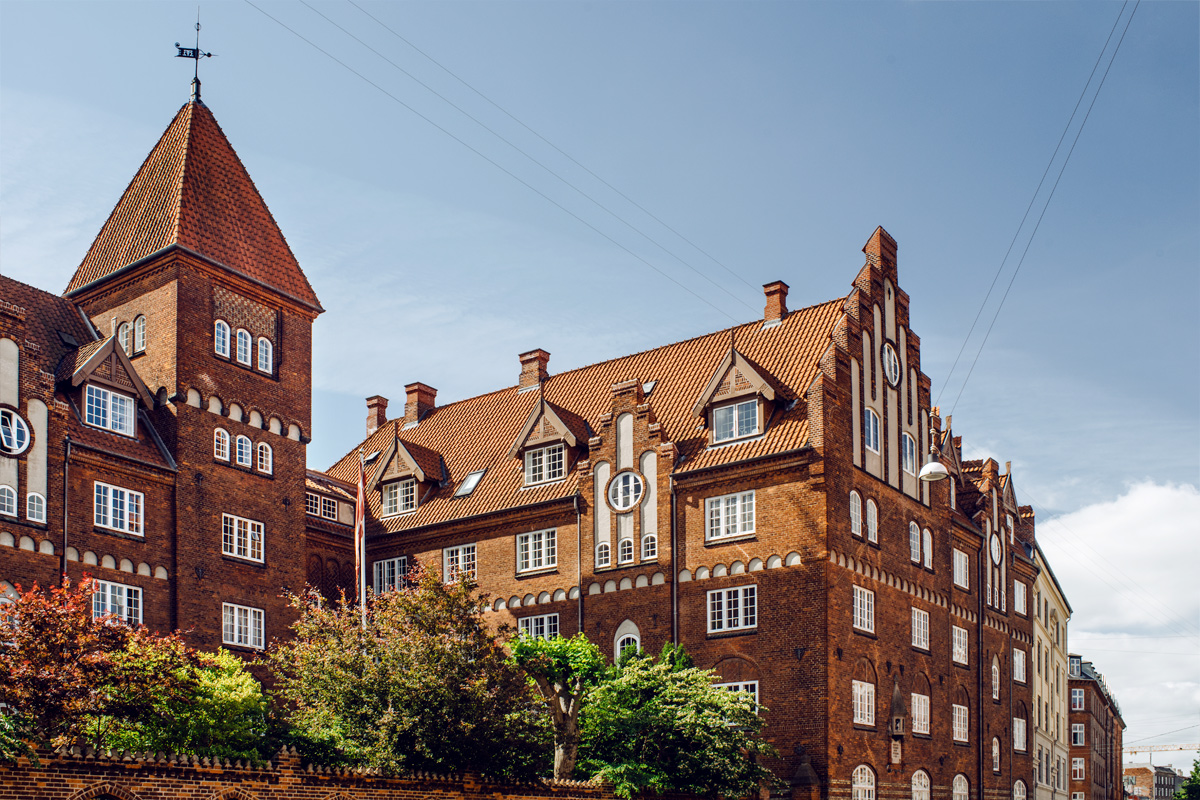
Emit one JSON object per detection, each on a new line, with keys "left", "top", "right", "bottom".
{"left": 175, "top": 18, "right": 214, "bottom": 99}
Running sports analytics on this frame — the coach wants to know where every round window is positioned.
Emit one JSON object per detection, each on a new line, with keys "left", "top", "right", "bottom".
{"left": 0, "top": 408, "right": 30, "bottom": 456}
{"left": 881, "top": 342, "right": 901, "bottom": 386}
{"left": 608, "top": 471, "right": 645, "bottom": 511}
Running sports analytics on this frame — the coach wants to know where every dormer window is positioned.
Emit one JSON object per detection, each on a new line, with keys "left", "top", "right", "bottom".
{"left": 712, "top": 398, "right": 758, "bottom": 443}
{"left": 382, "top": 478, "right": 416, "bottom": 516}
{"left": 85, "top": 385, "right": 134, "bottom": 436}
{"left": 214, "top": 320, "right": 230, "bottom": 357}
{"left": 236, "top": 329, "right": 252, "bottom": 365}
{"left": 525, "top": 443, "right": 565, "bottom": 485}
{"left": 322, "top": 496, "right": 338, "bottom": 520}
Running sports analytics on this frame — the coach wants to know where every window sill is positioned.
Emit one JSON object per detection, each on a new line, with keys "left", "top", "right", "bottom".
{"left": 705, "top": 533, "right": 756, "bottom": 546}
{"left": 912, "top": 645, "right": 931, "bottom": 655}
{"left": 94, "top": 527, "right": 145, "bottom": 542}
{"left": 853, "top": 628, "right": 877, "bottom": 640}
{"left": 221, "top": 642, "right": 264, "bottom": 653}
{"left": 516, "top": 567, "right": 559, "bottom": 579}
{"left": 594, "top": 561, "right": 654, "bottom": 574}
{"left": 852, "top": 723, "right": 877, "bottom": 732}
{"left": 912, "top": 732, "right": 931, "bottom": 740}
{"left": 221, "top": 554, "right": 266, "bottom": 569}
{"left": 520, "top": 478, "right": 567, "bottom": 491}
{"left": 706, "top": 628, "right": 756, "bottom": 640}
{"left": 707, "top": 432, "right": 764, "bottom": 451}
{"left": 953, "top": 740, "right": 970, "bottom": 747}
{"left": 381, "top": 510, "right": 417, "bottom": 519}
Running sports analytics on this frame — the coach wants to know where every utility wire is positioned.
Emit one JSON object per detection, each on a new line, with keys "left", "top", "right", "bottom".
{"left": 243, "top": 0, "right": 743, "bottom": 324}
{"left": 947, "top": 1, "right": 1140, "bottom": 417}
{"left": 1124, "top": 724, "right": 1200, "bottom": 746}
{"left": 345, "top": 0, "right": 761, "bottom": 295}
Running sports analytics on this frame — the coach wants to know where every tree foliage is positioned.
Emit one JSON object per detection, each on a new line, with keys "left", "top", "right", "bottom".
{"left": 578, "top": 644, "right": 778, "bottom": 799}
{"left": 267, "top": 567, "right": 549, "bottom": 779}
{"left": 1176, "top": 759, "right": 1200, "bottom": 800}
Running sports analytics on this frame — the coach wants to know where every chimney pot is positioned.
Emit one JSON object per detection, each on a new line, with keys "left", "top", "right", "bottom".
{"left": 404, "top": 383, "right": 437, "bottom": 425}
{"left": 763, "top": 281, "right": 789, "bottom": 322}
{"left": 365, "top": 395, "right": 388, "bottom": 436}
{"left": 518, "top": 349, "right": 550, "bottom": 390}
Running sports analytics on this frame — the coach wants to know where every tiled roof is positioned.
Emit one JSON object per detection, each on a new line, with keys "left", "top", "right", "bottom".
{"left": 0, "top": 275, "right": 98, "bottom": 376}
{"left": 66, "top": 101, "right": 321, "bottom": 311}
{"left": 323, "top": 298, "right": 844, "bottom": 534}
{"left": 53, "top": 339, "right": 107, "bottom": 383}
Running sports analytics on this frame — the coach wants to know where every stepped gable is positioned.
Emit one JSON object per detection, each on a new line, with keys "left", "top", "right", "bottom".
{"left": 324, "top": 297, "right": 844, "bottom": 533}
{"left": 65, "top": 100, "right": 321, "bottom": 311}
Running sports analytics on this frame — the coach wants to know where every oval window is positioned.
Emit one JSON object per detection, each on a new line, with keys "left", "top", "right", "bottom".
{"left": 881, "top": 342, "right": 901, "bottom": 386}
{"left": 607, "top": 471, "right": 645, "bottom": 511}
{"left": 0, "top": 409, "right": 30, "bottom": 456}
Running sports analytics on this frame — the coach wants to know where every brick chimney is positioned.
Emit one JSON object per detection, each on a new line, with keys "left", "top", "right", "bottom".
{"left": 365, "top": 395, "right": 389, "bottom": 436}
{"left": 404, "top": 383, "right": 436, "bottom": 425}
{"left": 518, "top": 349, "right": 550, "bottom": 391}
{"left": 764, "top": 280, "right": 789, "bottom": 323}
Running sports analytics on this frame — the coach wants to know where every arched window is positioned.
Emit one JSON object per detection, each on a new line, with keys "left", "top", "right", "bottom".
{"left": 852, "top": 766, "right": 876, "bottom": 800}
{"left": 953, "top": 774, "right": 969, "bottom": 800}
{"left": 214, "top": 320, "right": 230, "bottom": 357}
{"left": 257, "top": 337, "right": 273, "bottom": 373}
{"left": 236, "top": 329, "right": 252, "bottom": 365}
{"left": 214, "top": 428, "right": 230, "bottom": 461}
{"left": 922, "top": 529, "right": 933, "bottom": 568}
{"left": 850, "top": 491, "right": 862, "bottom": 536}
{"left": 618, "top": 538, "right": 634, "bottom": 564}
{"left": 26, "top": 493, "right": 46, "bottom": 523}
{"left": 257, "top": 442, "right": 273, "bottom": 474}
{"left": 1013, "top": 780, "right": 1027, "bottom": 800}
{"left": 912, "top": 771, "right": 931, "bottom": 800}
{"left": 992, "top": 657, "right": 1001, "bottom": 700}
{"left": 909, "top": 522, "right": 921, "bottom": 562}
{"left": 641, "top": 533, "right": 657, "bottom": 560}
{"left": 865, "top": 500, "right": 878, "bottom": 543}
{"left": 235, "top": 435, "right": 252, "bottom": 466}
{"left": 902, "top": 433, "right": 917, "bottom": 474}
{"left": 596, "top": 542, "right": 611, "bottom": 568}
{"left": 0, "top": 408, "right": 30, "bottom": 455}
{"left": 117, "top": 321, "right": 131, "bottom": 355}
{"left": 616, "top": 634, "right": 639, "bottom": 658}
{"left": 614, "top": 619, "right": 640, "bottom": 660}
{"left": 863, "top": 409, "right": 880, "bottom": 453}
{"left": 993, "top": 737, "right": 1001, "bottom": 771}
{"left": 0, "top": 485, "right": 15, "bottom": 517}
{"left": 133, "top": 315, "right": 146, "bottom": 352}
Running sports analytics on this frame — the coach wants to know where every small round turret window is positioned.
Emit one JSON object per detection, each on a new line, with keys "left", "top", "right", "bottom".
{"left": 881, "top": 342, "right": 901, "bottom": 386}
{"left": 0, "top": 409, "right": 30, "bottom": 456}
{"left": 608, "top": 471, "right": 645, "bottom": 511}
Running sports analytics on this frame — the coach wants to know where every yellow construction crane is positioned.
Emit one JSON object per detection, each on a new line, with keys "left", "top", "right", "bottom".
{"left": 1123, "top": 743, "right": 1200, "bottom": 754}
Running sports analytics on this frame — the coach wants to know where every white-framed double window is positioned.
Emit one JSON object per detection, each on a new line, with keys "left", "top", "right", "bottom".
{"left": 92, "top": 579, "right": 142, "bottom": 625}
{"left": 852, "top": 679, "right": 875, "bottom": 725}
{"left": 850, "top": 491, "right": 862, "bottom": 536}
{"left": 257, "top": 442, "right": 272, "bottom": 474}
{"left": 853, "top": 765, "right": 876, "bottom": 800}
{"left": 133, "top": 315, "right": 146, "bottom": 353}
{"left": 1014, "top": 781, "right": 1027, "bottom": 800}
{"left": 618, "top": 538, "right": 635, "bottom": 564}
{"left": 257, "top": 337, "right": 273, "bottom": 373}
{"left": 117, "top": 321, "right": 130, "bottom": 354}
{"left": 715, "top": 680, "right": 759, "bottom": 707}
{"left": 382, "top": 478, "right": 416, "bottom": 516}
{"left": 235, "top": 435, "right": 252, "bottom": 467}
{"left": 518, "top": 613, "right": 559, "bottom": 640}
{"left": 596, "top": 542, "right": 611, "bottom": 568}
{"left": 1015, "top": 580, "right": 1028, "bottom": 614}
{"left": 1071, "top": 759, "right": 1084, "bottom": 781}
{"left": 911, "top": 607, "right": 929, "bottom": 650}
{"left": 1014, "top": 716, "right": 1028, "bottom": 751}
{"left": 214, "top": 320, "right": 230, "bottom": 356}
{"left": 517, "top": 528, "right": 557, "bottom": 572}
{"left": 909, "top": 522, "right": 921, "bottom": 562}
{"left": 911, "top": 692, "right": 930, "bottom": 734}
{"left": 214, "top": 428, "right": 230, "bottom": 460}
{"left": 222, "top": 513, "right": 263, "bottom": 562}
{"left": 524, "top": 443, "right": 565, "bottom": 485}
{"left": 922, "top": 529, "right": 933, "bottom": 569}
{"left": 26, "top": 492, "right": 46, "bottom": 523}
{"left": 707, "top": 585, "right": 757, "bottom": 633}
{"left": 373, "top": 556, "right": 408, "bottom": 593}
{"left": 863, "top": 408, "right": 880, "bottom": 453}
{"left": 1014, "top": 649, "right": 1027, "bottom": 682}
{"left": 952, "top": 625, "right": 969, "bottom": 664}
{"left": 85, "top": 385, "right": 135, "bottom": 436}
{"left": 321, "top": 496, "right": 338, "bottom": 520}
{"left": 1071, "top": 688, "right": 1084, "bottom": 710}
{"left": 902, "top": 433, "right": 917, "bottom": 475}
{"left": 865, "top": 499, "right": 878, "bottom": 543}
{"left": 853, "top": 586, "right": 875, "bottom": 633}
{"left": 444, "top": 543, "right": 477, "bottom": 580}
{"left": 642, "top": 533, "right": 657, "bottom": 560}
{"left": 712, "top": 398, "right": 758, "bottom": 443}
{"left": 706, "top": 490, "right": 755, "bottom": 540}
{"left": 94, "top": 481, "right": 144, "bottom": 536}
{"left": 305, "top": 492, "right": 320, "bottom": 516}
{"left": 235, "top": 329, "right": 252, "bottom": 365}
{"left": 0, "top": 485, "right": 14, "bottom": 517}
{"left": 913, "top": 771, "right": 932, "bottom": 800}
{"left": 222, "top": 602, "right": 264, "bottom": 649}
{"left": 953, "top": 548, "right": 969, "bottom": 589}
{"left": 953, "top": 704, "right": 969, "bottom": 742}
{"left": 953, "top": 776, "right": 969, "bottom": 800}
{"left": 1071, "top": 723, "right": 1085, "bottom": 746}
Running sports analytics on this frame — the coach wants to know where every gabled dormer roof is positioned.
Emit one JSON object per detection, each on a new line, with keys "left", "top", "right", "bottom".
{"left": 366, "top": 436, "right": 444, "bottom": 489}
{"left": 66, "top": 100, "right": 322, "bottom": 312}
{"left": 690, "top": 345, "right": 784, "bottom": 418}
{"left": 507, "top": 395, "right": 589, "bottom": 458}
{"left": 55, "top": 335, "right": 155, "bottom": 409}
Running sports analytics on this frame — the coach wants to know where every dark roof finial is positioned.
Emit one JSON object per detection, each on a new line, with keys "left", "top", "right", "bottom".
{"left": 175, "top": 13, "right": 214, "bottom": 101}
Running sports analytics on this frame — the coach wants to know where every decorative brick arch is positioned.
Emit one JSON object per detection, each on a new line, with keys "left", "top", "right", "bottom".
{"left": 203, "top": 788, "right": 261, "bottom": 800}
{"left": 321, "top": 793, "right": 358, "bottom": 800}
{"left": 67, "top": 783, "right": 145, "bottom": 800}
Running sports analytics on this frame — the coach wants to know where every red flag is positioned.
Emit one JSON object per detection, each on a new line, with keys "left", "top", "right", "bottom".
{"left": 354, "top": 452, "right": 366, "bottom": 623}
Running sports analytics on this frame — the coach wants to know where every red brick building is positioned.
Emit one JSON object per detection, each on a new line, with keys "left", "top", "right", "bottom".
{"left": 1, "top": 91, "right": 1069, "bottom": 796}
{"left": 1068, "top": 656, "right": 1125, "bottom": 800}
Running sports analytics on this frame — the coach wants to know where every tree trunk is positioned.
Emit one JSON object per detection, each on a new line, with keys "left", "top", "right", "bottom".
{"left": 553, "top": 716, "right": 579, "bottom": 780}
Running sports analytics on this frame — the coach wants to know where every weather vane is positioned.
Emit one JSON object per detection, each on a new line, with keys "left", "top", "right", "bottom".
{"left": 175, "top": 14, "right": 214, "bottom": 99}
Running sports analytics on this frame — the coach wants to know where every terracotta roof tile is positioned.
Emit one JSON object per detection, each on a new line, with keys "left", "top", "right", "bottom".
{"left": 1, "top": 275, "right": 98, "bottom": 373}
{"left": 66, "top": 101, "right": 321, "bottom": 311}
{"left": 322, "top": 298, "right": 844, "bottom": 533}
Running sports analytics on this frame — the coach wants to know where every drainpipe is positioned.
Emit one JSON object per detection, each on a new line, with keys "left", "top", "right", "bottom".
{"left": 574, "top": 493, "right": 583, "bottom": 634}
{"left": 978, "top": 537, "right": 986, "bottom": 800}
{"left": 670, "top": 475, "right": 678, "bottom": 646}
{"left": 60, "top": 436, "right": 71, "bottom": 580}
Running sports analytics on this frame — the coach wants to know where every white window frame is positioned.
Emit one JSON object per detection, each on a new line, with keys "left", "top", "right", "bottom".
{"left": 0, "top": 408, "right": 30, "bottom": 455}
{"left": 616, "top": 633, "right": 640, "bottom": 658}
{"left": 257, "top": 337, "right": 273, "bottom": 373}
{"left": 712, "top": 398, "right": 758, "bottom": 443}
{"left": 221, "top": 513, "right": 264, "bottom": 562}
{"left": 373, "top": 556, "right": 408, "bottom": 593}
{"left": 641, "top": 532, "right": 657, "bottom": 560}
{"left": 92, "top": 579, "right": 142, "bottom": 625}
{"left": 596, "top": 542, "right": 611, "bottom": 568}
{"left": 85, "top": 384, "right": 135, "bottom": 436}
{"left": 26, "top": 492, "right": 46, "bottom": 523}
{"left": 214, "top": 320, "right": 230, "bottom": 357}
{"left": 235, "top": 328, "right": 252, "bottom": 365}
{"left": 381, "top": 478, "right": 416, "bottom": 516}
{"left": 853, "top": 586, "right": 875, "bottom": 633}
{"left": 214, "top": 428, "right": 230, "bottom": 461}
{"left": 321, "top": 496, "right": 338, "bottom": 520}
{"left": 706, "top": 490, "right": 755, "bottom": 540}
{"left": 852, "top": 679, "right": 875, "bottom": 725}
{"left": 524, "top": 443, "right": 565, "bottom": 485}
{"left": 993, "top": 738, "right": 1001, "bottom": 772}
{"left": 1014, "top": 649, "right": 1027, "bottom": 683}
{"left": 0, "top": 485, "right": 14, "bottom": 517}
{"left": 1015, "top": 580, "right": 1027, "bottom": 614}
{"left": 911, "top": 607, "right": 929, "bottom": 650}
{"left": 853, "top": 765, "right": 876, "bottom": 800}
{"left": 952, "top": 625, "right": 969, "bottom": 665}
{"left": 864, "top": 408, "right": 880, "bottom": 453}
{"left": 1071, "top": 723, "right": 1084, "bottom": 746}
{"left": 305, "top": 492, "right": 320, "bottom": 516}
{"left": 909, "top": 522, "right": 921, "bottom": 562}
{"left": 1071, "top": 688, "right": 1084, "bottom": 710}
{"left": 922, "top": 529, "right": 933, "bottom": 568}
{"left": 911, "top": 692, "right": 930, "bottom": 734}
{"left": 902, "top": 433, "right": 917, "bottom": 475}
{"left": 715, "top": 680, "right": 759, "bottom": 707}
{"left": 517, "top": 528, "right": 557, "bottom": 573}
{"left": 953, "top": 704, "right": 969, "bottom": 742}
{"left": 117, "top": 321, "right": 130, "bottom": 354}
{"left": 953, "top": 548, "right": 969, "bottom": 589}
{"left": 235, "top": 435, "right": 252, "bottom": 467}
{"left": 1071, "top": 759, "right": 1084, "bottom": 781}
{"left": 953, "top": 776, "right": 969, "bottom": 800}
{"left": 850, "top": 491, "right": 862, "bottom": 536}
{"left": 444, "top": 543, "right": 477, "bottom": 580}
{"left": 94, "top": 481, "right": 144, "bottom": 536}
{"left": 913, "top": 771, "right": 931, "bottom": 800}
{"left": 618, "top": 537, "right": 635, "bottom": 564}
{"left": 133, "top": 315, "right": 146, "bottom": 353}
{"left": 1015, "top": 716, "right": 1027, "bottom": 751}
{"left": 707, "top": 584, "right": 757, "bottom": 633}
{"left": 518, "top": 613, "right": 560, "bottom": 640}
{"left": 257, "top": 442, "right": 272, "bottom": 474}
{"left": 866, "top": 499, "right": 878, "bottom": 543}
{"left": 1014, "top": 781, "right": 1027, "bottom": 800}
{"left": 222, "top": 602, "right": 264, "bottom": 649}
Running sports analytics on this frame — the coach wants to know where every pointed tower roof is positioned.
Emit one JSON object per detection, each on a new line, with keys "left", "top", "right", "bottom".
{"left": 66, "top": 100, "right": 322, "bottom": 311}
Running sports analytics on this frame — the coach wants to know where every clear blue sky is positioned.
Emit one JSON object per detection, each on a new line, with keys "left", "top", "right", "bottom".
{"left": 2, "top": 0, "right": 1197, "bottom": 759}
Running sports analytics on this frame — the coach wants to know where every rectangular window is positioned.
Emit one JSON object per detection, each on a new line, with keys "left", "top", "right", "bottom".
{"left": 222, "top": 602, "right": 264, "bottom": 649}
{"left": 1073, "top": 793, "right": 1085, "bottom": 800}
{"left": 524, "top": 443, "right": 565, "bottom": 485}
{"left": 321, "top": 496, "right": 338, "bottom": 520}
{"left": 1071, "top": 688, "right": 1084, "bottom": 710}
{"left": 953, "top": 703, "right": 969, "bottom": 742}
{"left": 1015, "top": 580, "right": 1027, "bottom": 614}
{"left": 517, "top": 528, "right": 557, "bottom": 573}
{"left": 305, "top": 492, "right": 320, "bottom": 516}
{"left": 373, "top": 556, "right": 408, "bottom": 593}
{"left": 1014, "top": 649, "right": 1027, "bottom": 683}
{"left": 382, "top": 479, "right": 416, "bottom": 516}
{"left": 444, "top": 543, "right": 477, "bottom": 580}
{"left": 85, "top": 385, "right": 135, "bottom": 436}
{"left": 952, "top": 625, "right": 969, "bottom": 664}
{"left": 1014, "top": 717, "right": 1027, "bottom": 751}
{"left": 1069, "top": 656, "right": 1081, "bottom": 677}
{"left": 712, "top": 399, "right": 758, "bottom": 443}
{"left": 93, "top": 481, "right": 144, "bottom": 536}
{"left": 706, "top": 491, "right": 755, "bottom": 540}
{"left": 853, "top": 586, "right": 875, "bottom": 633}
{"left": 518, "top": 613, "right": 560, "bottom": 640}
{"left": 911, "top": 692, "right": 930, "bottom": 734}
{"left": 221, "top": 513, "right": 264, "bottom": 562}
{"left": 707, "top": 585, "right": 757, "bottom": 633}
{"left": 863, "top": 408, "right": 880, "bottom": 453}
{"left": 953, "top": 548, "right": 969, "bottom": 589}
{"left": 1072, "top": 759, "right": 1084, "bottom": 781}
{"left": 92, "top": 580, "right": 142, "bottom": 625}
{"left": 715, "top": 680, "right": 759, "bottom": 707}
{"left": 911, "top": 607, "right": 930, "bottom": 650}
{"left": 852, "top": 679, "right": 875, "bottom": 725}
{"left": 1071, "top": 723, "right": 1085, "bottom": 746}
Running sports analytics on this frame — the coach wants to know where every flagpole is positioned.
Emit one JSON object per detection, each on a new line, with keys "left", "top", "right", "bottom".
{"left": 355, "top": 450, "right": 367, "bottom": 629}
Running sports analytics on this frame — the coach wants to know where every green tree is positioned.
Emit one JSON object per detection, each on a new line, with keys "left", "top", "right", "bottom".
{"left": 579, "top": 644, "right": 778, "bottom": 799}
{"left": 1175, "top": 758, "right": 1200, "bottom": 800}
{"left": 267, "top": 567, "right": 549, "bottom": 779}
{"left": 510, "top": 632, "right": 607, "bottom": 779}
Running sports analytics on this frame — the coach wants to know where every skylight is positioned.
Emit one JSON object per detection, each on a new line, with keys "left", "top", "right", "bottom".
{"left": 642, "top": 380, "right": 658, "bottom": 395}
{"left": 454, "top": 469, "right": 486, "bottom": 498}
{"left": 363, "top": 451, "right": 381, "bottom": 463}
